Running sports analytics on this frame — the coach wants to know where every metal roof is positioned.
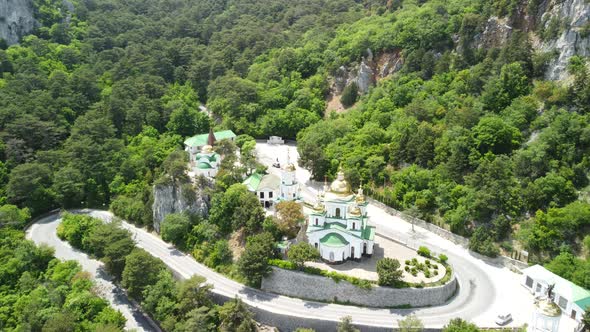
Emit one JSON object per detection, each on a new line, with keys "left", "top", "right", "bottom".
{"left": 523, "top": 264, "right": 590, "bottom": 309}
{"left": 243, "top": 173, "right": 263, "bottom": 192}
{"left": 320, "top": 233, "right": 349, "bottom": 247}
{"left": 184, "top": 130, "right": 236, "bottom": 147}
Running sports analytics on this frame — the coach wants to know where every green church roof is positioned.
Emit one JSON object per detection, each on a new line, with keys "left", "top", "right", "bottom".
{"left": 197, "top": 162, "right": 213, "bottom": 169}
{"left": 196, "top": 153, "right": 219, "bottom": 162}
{"left": 320, "top": 233, "right": 349, "bottom": 247}
{"left": 184, "top": 130, "right": 236, "bottom": 147}
{"left": 243, "top": 173, "right": 263, "bottom": 191}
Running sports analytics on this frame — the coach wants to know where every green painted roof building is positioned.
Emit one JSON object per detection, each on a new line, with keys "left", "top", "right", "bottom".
{"left": 184, "top": 130, "right": 236, "bottom": 148}
{"left": 305, "top": 168, "right": 375, "bottom": 263}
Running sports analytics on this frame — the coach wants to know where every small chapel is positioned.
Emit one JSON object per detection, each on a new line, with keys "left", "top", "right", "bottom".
{"left": 242, "top": 151, "right": 301, "bottom": 207}
{"left": 184, "top": 128, "right": 236, "bottom": 178}
{"left": 306, "top": 167, "right": 375, "bottom": 263}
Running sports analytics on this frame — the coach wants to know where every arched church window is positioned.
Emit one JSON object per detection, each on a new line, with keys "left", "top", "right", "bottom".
{"left": 315, "top": 218, "right": 318, "bottom": 226}
{"left": 335, "top": 208, "right": 341, "bottom": 218}
{"left": 352, "top": 222, "right": 355, "bottom": 230}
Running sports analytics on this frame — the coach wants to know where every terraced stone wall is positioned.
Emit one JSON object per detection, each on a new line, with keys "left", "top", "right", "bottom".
{"left": 261, "top": 267, "right": 458, "bottom": 308}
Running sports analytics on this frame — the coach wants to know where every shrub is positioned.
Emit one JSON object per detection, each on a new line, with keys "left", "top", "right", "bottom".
{"left": 376, "top": 258, "right": 403, "bottom": 287}
{"left": 341, "top": 82, "right": 359, "bottom": 108}
{"left": 351, "top": 279, "right": 373, "bottom": 290}
{"left": 411, "top": 267, "right": 418, "bottom": 276}
{"left": 160, "top": 213, "right": 191, "bottom": 248}
{"left": 405, "top": 259, "right": 410, "bottom": 265}
{"left": 411, "top": 258, "right": 418, "bottom": 265}
{"left": 469, "top": 227, "right": 500, "bottom": 258}
{"left": 438, "top": 254, "right": 448, "bottom": 263}
{"left": 424, "top": 270, "right": 431, "bottom": 278}
{"left": 434, "top": 270, "right": 439, "bottom": 276}
{"left": 287, "top": 242, "right": 320, "bottom": 269}
{"left": 417, "top": 246, "right": 431, "bottom": 257}
{"left": 425, "top": 259, "right": 431, "bottom": 266}
{"left": 404, "top": 266, "right": 410, "bottom": 272}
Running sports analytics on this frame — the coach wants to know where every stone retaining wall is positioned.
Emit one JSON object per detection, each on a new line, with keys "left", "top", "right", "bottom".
{"left": 261, "top": 267, "right": 458, "bottom": 308}
{"left": 209, "top": 292, "right": 428, "bottom": 332}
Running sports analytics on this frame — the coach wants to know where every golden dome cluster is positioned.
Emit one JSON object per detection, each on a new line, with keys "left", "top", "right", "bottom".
{"left": 330, "top": 168, "right": 352, "bottom": 196}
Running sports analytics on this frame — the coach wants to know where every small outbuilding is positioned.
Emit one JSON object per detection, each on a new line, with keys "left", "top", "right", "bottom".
{"left": 243, "top": 173, "right": 280, "bottom": 208}
{"left": 522, "top": 264, "right": 590, "bottom": 323}
{"left": 267, "top": 136, "right": 284, "bottom": 144}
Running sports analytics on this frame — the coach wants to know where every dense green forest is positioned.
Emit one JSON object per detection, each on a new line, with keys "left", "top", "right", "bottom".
{"left": 1, "top": 0, "right": 590, "bottom": 307}
{"left": 0, "top": 214, "right": 127, "bottom": 331}
{"left": 56, "top": 213, "right": 258, "bottom": 331}
{"left": 293, "top": 1, "right": 590, "bottom": 281}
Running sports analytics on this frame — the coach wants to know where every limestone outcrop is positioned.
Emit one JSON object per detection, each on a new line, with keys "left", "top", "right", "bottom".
{"left": 0, "top": 0, "right": 36, "bottom": 45}
{"left": 152, "top": 177, "right": 210, "bottom": 232}
{"left": 536, "top": 0, "right": 590, "bottom": 80}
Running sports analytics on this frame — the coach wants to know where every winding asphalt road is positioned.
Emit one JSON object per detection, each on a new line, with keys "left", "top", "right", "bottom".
{"left": 26, "top": 212, "right": 156, "bottom": 332}
{"left": 24, "top": 141, "right": 534, "bottom": 331}
{"left": 27, "top": 205, "right": 530, "bottom": 331}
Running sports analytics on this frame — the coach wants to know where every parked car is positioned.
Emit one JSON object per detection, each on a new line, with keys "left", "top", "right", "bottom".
{"left": 495, "top": 313, "right": 512, "bottom": 326}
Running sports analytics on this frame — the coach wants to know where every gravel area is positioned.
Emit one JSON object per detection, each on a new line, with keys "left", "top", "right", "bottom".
{"left": 306, "top": 234, "right": 446, "bottom": 284}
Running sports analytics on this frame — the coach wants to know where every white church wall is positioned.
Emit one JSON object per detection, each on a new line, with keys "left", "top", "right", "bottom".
{"left": 319, "top": 245, "right": 348, "bottom": 262}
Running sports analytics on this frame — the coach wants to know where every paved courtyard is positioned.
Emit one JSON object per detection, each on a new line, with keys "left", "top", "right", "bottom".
{"left": 306, "top": 234, "right": 446, "bottom": 284}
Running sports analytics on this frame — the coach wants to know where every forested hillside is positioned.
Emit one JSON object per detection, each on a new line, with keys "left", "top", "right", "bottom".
{"left": 0, "top": 222, "right": 127, "bottom": 331}
{"left": 0, "top": 0, "right": 589, "bottom": 302}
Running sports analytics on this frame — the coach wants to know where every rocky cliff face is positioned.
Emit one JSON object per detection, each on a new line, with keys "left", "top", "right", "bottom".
{"left": 535, "top": 0, "right": 590, "bottom": 80}
{"left": 0, "top": 0, "right": 36, "bottom": 45}
{"left": 474, "top": 16, "right": 513, "bottom": 50}
{"left": 326, "top": 49, "right": 403, "bottom": 112}
{"left": 152, "top": 177, "right": 210, "bottom": 232}
{"left": 471, "top": 0, "right": 590, "bottom": 80}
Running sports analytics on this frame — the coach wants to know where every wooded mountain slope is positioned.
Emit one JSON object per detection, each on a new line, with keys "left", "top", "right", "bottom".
{"left": 0, "top": 0, "right": 589, "bottom": 290}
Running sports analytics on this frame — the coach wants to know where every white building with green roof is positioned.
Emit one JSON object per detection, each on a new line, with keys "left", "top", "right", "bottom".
{"left": 184, "top": 129, "right": 236, "bottom": 178}
{"left": 243, "top": 172, "right": 280, "bottom": 208}
{"left": 193, "top": 145, "right": 220, "bottom": 178}
{"left": 184, "top": 129, "right": 236, "bottom": 160}
{"left": 306, "top": 167, "right": 375, "bottom": 263}
{"left": 522, "top": 264, "right": 590, "bottom": 323}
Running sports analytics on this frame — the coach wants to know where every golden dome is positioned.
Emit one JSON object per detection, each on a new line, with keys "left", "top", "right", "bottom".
{"left": 313, "top": 203, "right": 325, "bottom": 212}
{"left": 329, "top": 168, "right": 352, "bottom": 195}
{"left": 356, "top": 185, "right": 365, "bottom": 203}
{"left": 284, "top": 163, "right": 296, "bottom": 172}
{"left": 350, "top": 206, "right": 361, "bottom": 216}
{"left": 201, "top": 144, "right": 214, "bottom": 154}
